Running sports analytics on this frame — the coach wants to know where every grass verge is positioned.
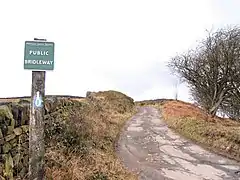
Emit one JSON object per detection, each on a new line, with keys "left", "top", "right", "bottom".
{"left": 44, "top": 91, "right": 138, "bottom": 180}
{"left": 153, "top": 100, "right": 240, "bottom": 162}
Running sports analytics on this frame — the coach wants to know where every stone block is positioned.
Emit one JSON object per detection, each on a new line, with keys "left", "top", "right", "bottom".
{"left": 0, "top": 105, "right": 14, "bottom": 121}
{"left": 3, "top": 142, "right": 11, "bottom": 153}
{"left": 11, "top": 105, "right": 19, "bottom": 125}
{"left": 21, "top": 125, "right": 29, "bottom": 133}
{"left": 11, "top": 103, "right": 29, "bottom": 127}
{"left": 23, "top": 155, "right": 29, "bottom": 165}
{"left": 14, "top": 160, "right": 23, "bottom": 172}
{"left": 0, "top": 163, "right": 4, "bottom": 179}
{"left": 0, "top": 154, "right": 3, "bottom": 162}
{"left": 18, "top": 99, "right": 30, "bottom": 106}
{"left": 0, "top": 129, "right": 3, "bottom": 138}
{"left": 20, "top": 147, "right": 28, "bottom": 155}
{"left": 10, "top": 148, "right": 18, "bottom": 157}
{"left": 1, "top": 125, "right": 8, "bottom": 137}
{"left": 13, "top": 127, "right": 23, "bottom": 136}
{"left": 7, "top": 126, "right": 14, "bottom": 135}
{"left": 5, "top": 134, "right": 16, "bottom": 142}
{"left": 4, "top": 119, "right": 10, "bottom": 127}
{"left": 0, "top": 138, "right": 4, "bottom": 145}
{"left": 21, "top": 106, "right": 29, "bottom": 125}
{"left": 9, "top": 138, "right": 17, "bottom": 147}
{"left": 3, "top": 153, "right": 13, "bottom": 179}
{"left": 9, "top": 117, "right": 15, "bottom": 128}
{"left": 12, "top": 153, "right": 21, "bottom": 167}
{"left": 19, "top": 166, "right": 27, "bottom": 178}
{"left": 19, "top": 134, "right": 28, "bottom": 143}
{"left": 21, "top": 142, "right": 28, "bottom": 149}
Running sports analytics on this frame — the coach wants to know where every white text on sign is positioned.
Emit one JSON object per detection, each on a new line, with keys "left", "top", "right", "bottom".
{"left": 24, "top": 60, "right": 53, "bottom": 65}
{"left": 29, "top": 50, "right": 49, "bottom": 56}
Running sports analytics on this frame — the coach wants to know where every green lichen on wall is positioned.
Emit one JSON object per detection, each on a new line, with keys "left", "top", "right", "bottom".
{"left": 0, "top": 97, "right": 75, "bottom": 179}
{"left": 3, "top": 153, "right": 13, "bottom": 180}
{"left": 0, "top": 101, "right": 30, "bottom": 179}
{"left": 0, "top": 105, "right": 14, "bottom": 121}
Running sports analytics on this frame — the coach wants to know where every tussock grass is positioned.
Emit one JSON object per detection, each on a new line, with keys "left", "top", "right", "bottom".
{"left": 44, "top": 91, "right": 137, "bottom": 180}
{"left": 157, "top": 100, "right": 240, "bottom": 161}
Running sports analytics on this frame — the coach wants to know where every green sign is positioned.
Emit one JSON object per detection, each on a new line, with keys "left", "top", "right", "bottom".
{"left": 24, "top": 41, "right": 55, "bottom": 70}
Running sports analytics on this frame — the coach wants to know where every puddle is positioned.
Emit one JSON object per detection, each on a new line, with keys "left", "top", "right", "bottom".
{"left": 162, "top": 154, "right": 176, "bottom": 165}
{"left": 174, "top": 158, "right": 229, "bottom": 180}
{"left": 221, "top": 165, "right": 239, "bottom": 171}
{"left": 127, "top": 126, "right": 143, "bottom": 131}
{"left": 162, "top": 168, "right": 201, "bottom": 180}
{"left": 160, "top": 145, "right": 196, "bottom": 161}
{"left": 155, "top": 135, "right": 170, "bottom": 144}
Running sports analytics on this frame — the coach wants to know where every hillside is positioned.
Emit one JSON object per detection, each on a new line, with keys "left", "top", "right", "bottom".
{"left": 1, "top": 93, "right": 240, "bottom": 180}
{"left": 138, "top": 99, "right": 240, "bottom": 162}
{"left": 0, "top": 91, "right": 137, "bottom": 180}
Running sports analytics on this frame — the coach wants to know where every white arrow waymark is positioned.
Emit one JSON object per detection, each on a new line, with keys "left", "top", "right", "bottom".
{"left": 35, "top": 91, "right": 43, "bottom": 108}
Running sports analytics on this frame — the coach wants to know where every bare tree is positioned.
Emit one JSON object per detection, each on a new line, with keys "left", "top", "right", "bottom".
{"left": 168, "top": 25, "right": 240, "bottom": 117}
{"left": 220, "top": 54, "right": 240, "bottom": 120}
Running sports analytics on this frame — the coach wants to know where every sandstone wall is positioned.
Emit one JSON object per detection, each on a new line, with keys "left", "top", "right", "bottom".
{"left": 0, "top": 97, "right": 75, "bottom": 180}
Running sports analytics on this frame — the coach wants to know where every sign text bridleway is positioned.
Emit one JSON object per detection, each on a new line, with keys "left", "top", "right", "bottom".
{"left": 24, "top": 41, "right": 55, "bottom": 70}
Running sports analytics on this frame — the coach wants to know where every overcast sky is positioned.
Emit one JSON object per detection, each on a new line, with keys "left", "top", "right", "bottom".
{"left": 0, "top": 0, "right": 239, "bottom": 101}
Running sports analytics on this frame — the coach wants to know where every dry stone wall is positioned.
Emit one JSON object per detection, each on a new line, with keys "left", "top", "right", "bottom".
{"left": 0, "top": 97, "right": 75, "bottom": 180}
{"left": 0, "top": 101, "right": 30, "bottom": 180}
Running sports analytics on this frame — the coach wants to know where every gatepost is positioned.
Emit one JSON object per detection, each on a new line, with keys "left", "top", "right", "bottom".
{"left": 24, "top": 38, "right": 55, "bottom": 179}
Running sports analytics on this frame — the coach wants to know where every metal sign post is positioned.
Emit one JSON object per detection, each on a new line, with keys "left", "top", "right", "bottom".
{"left": 24, "top": 38, "right": 55, "bottom": 180}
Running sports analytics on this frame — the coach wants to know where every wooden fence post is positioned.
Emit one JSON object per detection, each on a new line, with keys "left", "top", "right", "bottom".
{"left": 29, "top": 71, "right": 46, "bottom": 180}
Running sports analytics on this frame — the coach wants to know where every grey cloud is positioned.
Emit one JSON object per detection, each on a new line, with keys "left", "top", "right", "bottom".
{"left": 105, "top": 61, "right": 178, "bottom": 97}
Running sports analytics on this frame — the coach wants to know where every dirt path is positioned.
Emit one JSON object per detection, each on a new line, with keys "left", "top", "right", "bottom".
{"left": 117, "top": 106, "right": 240, "bottom": 180}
